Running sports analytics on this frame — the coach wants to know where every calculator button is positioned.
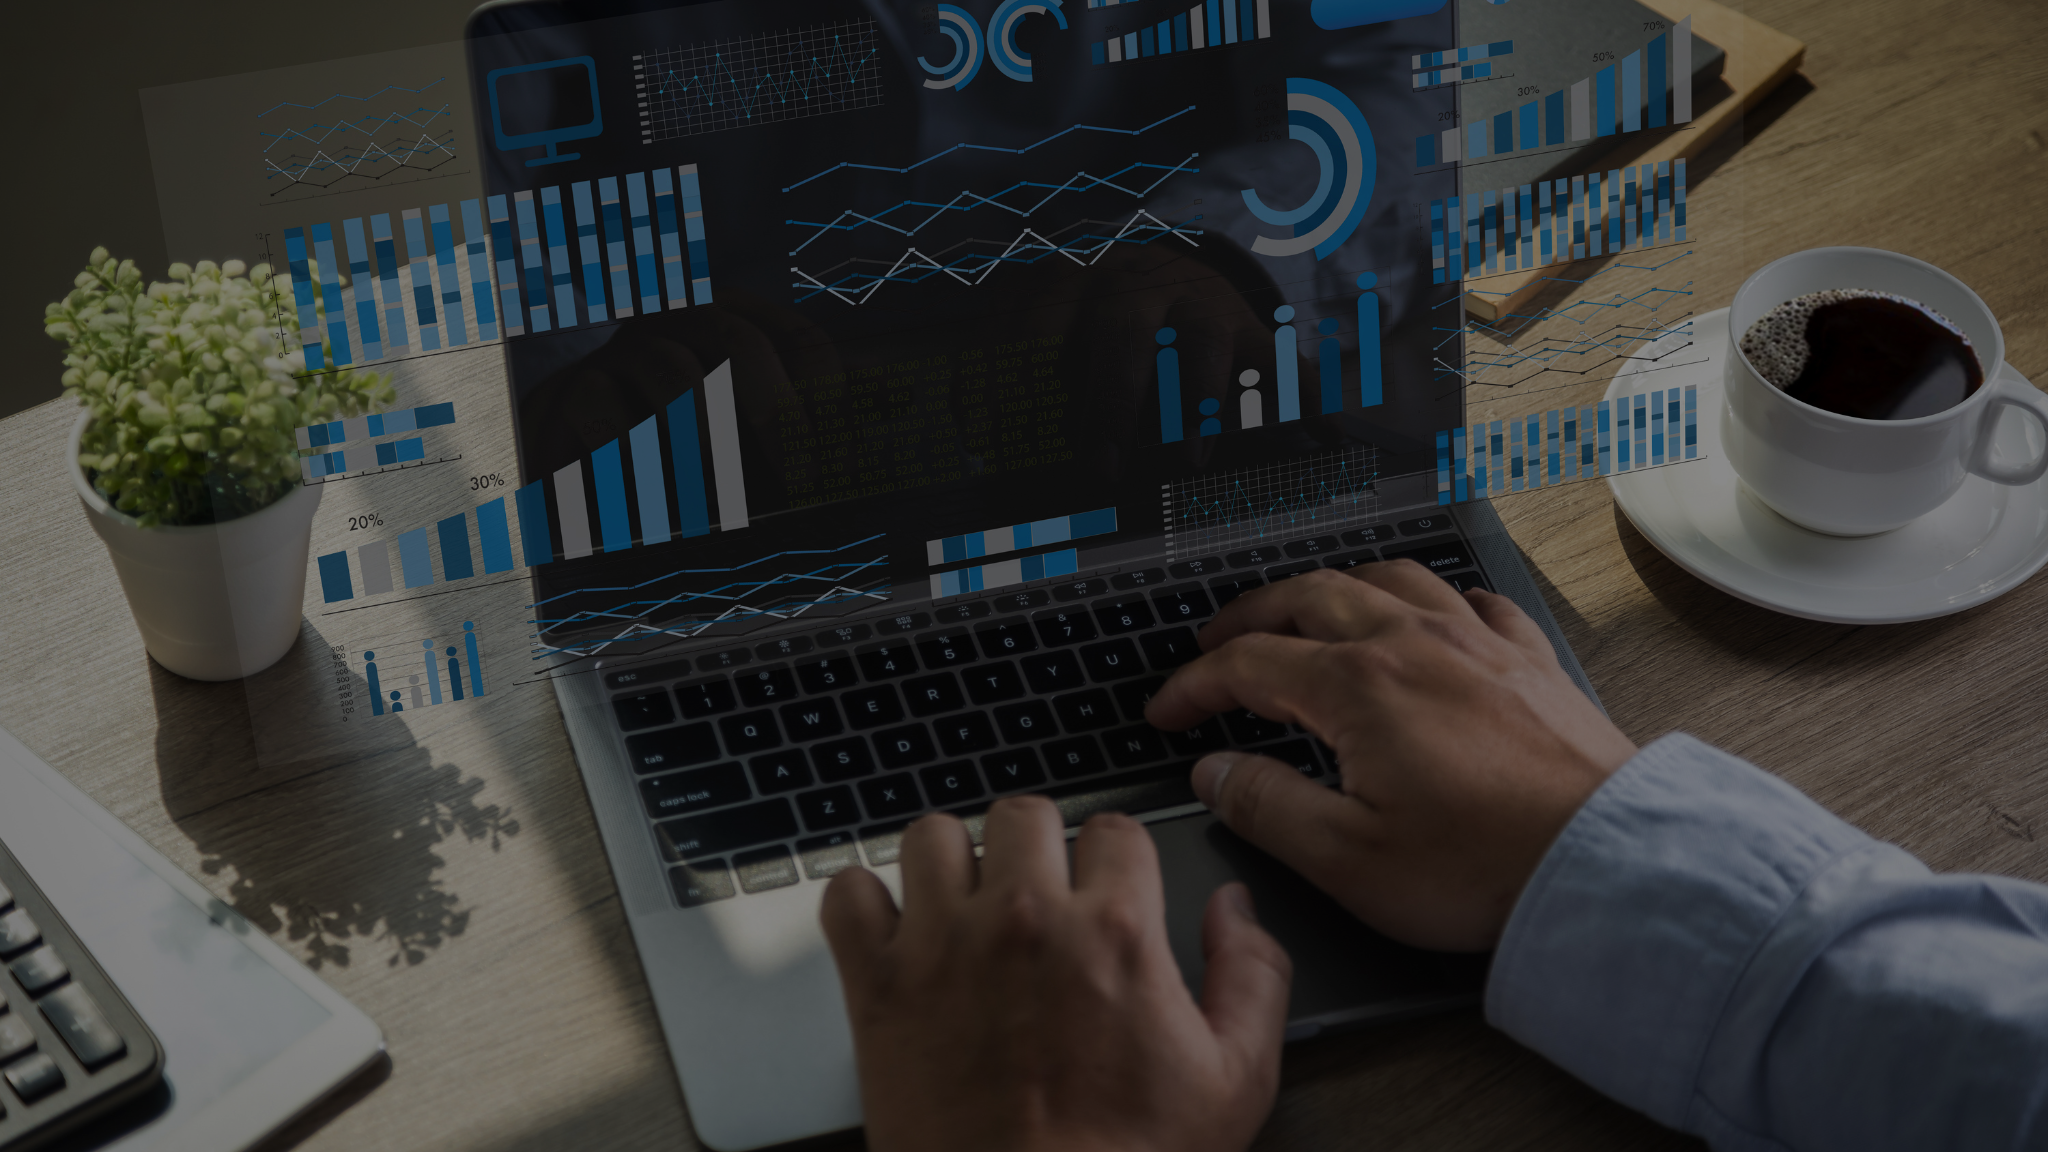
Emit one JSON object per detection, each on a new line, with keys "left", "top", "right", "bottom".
{"left": 3, "top": 1052, "right": 63, "bottom": 1102}
{"left": 0, "top": 909, "right": 38, "bottom": 957}
{"left": 9, "top": 946, "right": 67, "bottom": 994}
{"left": 0, "top": 1014, "right": 34, "bottom": 1062}
{"left": 734, "top": 846, "right": 801, "bottom": 894}
{"left": 669, "top": 860, "right": 736, "bottom": 907}
{"left": 38, "top": 984, "right": 127, "bottom": 1069}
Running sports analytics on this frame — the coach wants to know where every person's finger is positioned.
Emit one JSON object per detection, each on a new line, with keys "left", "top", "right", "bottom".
{"left": 1145, "top": 631, "right": 1345, "bottom": 732}
{"left": 896, "top": 813, "right": 976, "bottom": 924}
{"left": 1347, "top": 557, "right": 1477, "bottom": 615}
{"left": 819, "top": 867, "right": 900, "bottom": 997}
{"left": 1072, "top": 813, "right": 1165, "bottom": 920}
{"left": 1198, "top": 883, "right": 1291, "bottom": 1082}
{"left": 1463, "top": 587, "right": 1556, "bottom": 661}
{"left": 979, "top": 795, "right": 1070, "bottom": 897}
{"left": 1198, "top": 567, "right": 1407, "bottom": 649}
{"left": 1190, "top": 751, "right": 1381, "bottom": 897}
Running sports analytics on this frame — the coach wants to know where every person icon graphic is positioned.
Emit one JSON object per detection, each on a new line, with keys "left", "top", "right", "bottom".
{"left": 1239, "top": 369, "right": 1263, "bottom": 429}
{"left": 1198, "top": 398, "right": 1222, "bottom": 437}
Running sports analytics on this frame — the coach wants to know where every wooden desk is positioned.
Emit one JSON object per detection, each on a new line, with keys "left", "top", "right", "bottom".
{"left": 3, "top": 2, "right": 2045, "bottom": 1147}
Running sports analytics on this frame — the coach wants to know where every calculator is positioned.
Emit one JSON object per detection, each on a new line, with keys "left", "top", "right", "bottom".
{"left": 0, "top": 836, "right": 162, "bottom": 1150}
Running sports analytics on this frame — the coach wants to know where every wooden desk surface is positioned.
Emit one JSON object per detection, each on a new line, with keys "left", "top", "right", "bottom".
{"left": 4, "top": 2, "right": 2045, "bottom": 1147}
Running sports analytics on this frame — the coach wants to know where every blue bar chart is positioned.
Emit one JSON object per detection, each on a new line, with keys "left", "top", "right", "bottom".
{"left": 1410, "top": 39, "right": 1512, "bottom": 88}
{"left": 1430, "top": 160, "right": 1686, "bottom": 284}
{"left": 1089, "top": 0, "right": 1270, "bottom": 63}
{"left": 1433, "top": 385, "right": 1699, "bottom": 504}
{"left": 361, "top": 621, "right": 485, "bottom": 717}
{"left": 927, "top": 507, "right": 1118, "bottom": 565}
{"left": 297, "top": 402, "right": 458, "bottom": 480}
{"left": 932, "top": 550, "right": 1080, "bottom": 598}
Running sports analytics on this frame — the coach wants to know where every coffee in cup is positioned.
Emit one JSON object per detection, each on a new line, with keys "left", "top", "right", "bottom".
{"left": 1738, "top": 289, "right": 1983, "bottom": 420}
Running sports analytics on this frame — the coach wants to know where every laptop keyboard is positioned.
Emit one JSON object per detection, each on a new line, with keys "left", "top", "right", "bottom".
{"left": 602, "top": 518, "right": 1489, "bottom": 907}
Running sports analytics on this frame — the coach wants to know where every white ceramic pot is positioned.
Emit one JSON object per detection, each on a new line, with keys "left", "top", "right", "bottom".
{"left": 69, "top": 410, "right": 322, "bottom": 681}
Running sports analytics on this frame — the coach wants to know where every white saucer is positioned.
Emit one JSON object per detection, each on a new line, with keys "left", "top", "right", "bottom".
{"left": 1604, "top": 308, "right": 2048, "bottom": 623}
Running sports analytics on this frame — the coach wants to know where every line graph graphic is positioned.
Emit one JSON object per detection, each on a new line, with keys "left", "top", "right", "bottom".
{"left": 635, "top": 19, "right": 884, "bottom": 141}
{"left": 1166, "top": 446, "right": 1378, "bottom": 557}
{"left": 784, "top": 106, "right": 1198, "bottom": 192}
{"left": 1432, "top": 250, "right": 1699, "bottom": 392}
{"left": 257, "top": 77, "right": 464, "bottom": 196}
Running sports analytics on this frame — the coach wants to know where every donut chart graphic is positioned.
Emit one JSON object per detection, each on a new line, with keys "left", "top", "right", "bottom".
{"left": 1240, "top": 78, "right": 1376, "bottom": 260}
{"left": 920, "top": 4, "right": 986, "bottom": 90}
{"left": 988, "top": 0, "right": 1069, "bottom": 82}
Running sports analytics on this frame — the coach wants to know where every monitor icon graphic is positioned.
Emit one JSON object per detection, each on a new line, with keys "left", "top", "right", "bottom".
{"left": 487, "top": 56, "right": 603, "bottom": 167}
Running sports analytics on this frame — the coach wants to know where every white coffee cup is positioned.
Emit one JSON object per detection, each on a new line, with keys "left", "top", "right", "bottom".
{"left": 1721, "top": 247, "right": 2048, "bottom": 536}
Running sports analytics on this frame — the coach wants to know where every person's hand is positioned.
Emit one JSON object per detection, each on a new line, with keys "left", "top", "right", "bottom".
{"left": 820, "top": 797, "right": 1292, "bottom": 1152}
{"left": 1146, "top": 564, "right": 1639, "bottom": 952}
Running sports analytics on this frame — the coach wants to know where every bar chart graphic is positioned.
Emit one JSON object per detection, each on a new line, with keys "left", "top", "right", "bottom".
{"left": 1166, "top": 445, "right": 1378, "bottom": 557}
{"left": 278, "top": 163, "right": 715, "bottom": 374}
{"left": 1430, "top": 159, "right": 1686, "bottom": 284}
{"left": 1414, "top": 17, "right": 1690, "bottom": 168}
{"left": 314, "top": 361, "right": 749, "bottom": 606}
{"left": 932, "top": 550, "right": 1080, "bottom": 598}
{"left": 1433, "top": 384, "right": 1699, "bottom": 504}
{"left": 1088, "top": 0, "right": 1271, "bottom": 64}
{"left": 359, "top": 620, "right": 486, "bottom": 716}
{"left": 926, "top": 507, "right": 1117, "bottom": 564}
{"left": 296, "top": 402, "right": 458, "bottom": 480}
{"left": 635, "top": 19, "right": 883, "bottom": 141}
{"left": 1411, "top": 40, "right": 1513, "bottom": 88}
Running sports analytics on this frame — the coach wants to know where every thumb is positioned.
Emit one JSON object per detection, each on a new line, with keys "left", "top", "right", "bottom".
{"left": 820, "top": 867, "right": 899, "bottom": 1001}
{"left": 1200, "top": 882, "right": 1292, "bottom": 1085}
{"left": 1192, "top": 750, "right": 1375, "bottom": 897}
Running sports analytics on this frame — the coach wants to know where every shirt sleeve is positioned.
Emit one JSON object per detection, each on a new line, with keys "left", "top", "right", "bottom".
{"left": 1485, "top": 732, "right": 2048, "bottom": 1152}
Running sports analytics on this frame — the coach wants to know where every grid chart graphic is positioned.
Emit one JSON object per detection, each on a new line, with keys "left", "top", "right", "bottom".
{"left": 1090, "top": 0, "right": 1270, "bottom": 63}
{"left": 278, "top": 164, "right": 713, "bottom": 373}
{"left": 635, "top": 20, "right": 884, "bottom": 142}
{"left": 1165, "top": 445, "right": 1378, "bottom": 559}
{"left": 1411, "top": 40, "right": 1513, "bottom": 88}
{"left": 1430, "top": 160, "right": 1685, "bottom": 284}
{"left": 1434, "top": 385, "right": 1698, "bottom": 504}
{"left": 1415, "top": 17, "right": 1691, "bottom": 167}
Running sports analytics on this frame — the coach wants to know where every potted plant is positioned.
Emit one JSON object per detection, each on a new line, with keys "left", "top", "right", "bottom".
{"left": 46, "top": 250, "right": 392, "bottom": 680}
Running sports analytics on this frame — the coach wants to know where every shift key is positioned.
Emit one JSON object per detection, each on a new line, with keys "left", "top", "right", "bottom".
{"left": 658, "top": 798, "right": 798, "bottom": 862}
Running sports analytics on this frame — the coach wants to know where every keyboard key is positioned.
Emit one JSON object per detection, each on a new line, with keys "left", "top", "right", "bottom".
{"left": 719, "top": 710, "right": 782, "bottom": 754}
{"left": 876, "top": 611, "right": 932, "bottom": 635}
{"left": 812, "top": 737, "right": 876, "bottom": 782}
{"left": 1223, "top": 709, "right": 1290, "bottom": 744}
{"left": 0, "top": 1014, "right": 33, "bottom": 1062}
{"left": 10, "top": 945, "right": 69, "bottom": 994}
{"left": 1282, "top": 535, "right": 1340, "bottom": 558}
{"left": 1113, "top": 676, "right": 1167, "bottom": 722}
{"left": 1020, "top": 649, "right": 1086, "bottom": 694}
{"left": 1104, "top": 725, "right": 1169, "bottom": 768}
{"left": 1225, "top": 546, "right": 1283, "bottom": 567}
{"left": 749, "top": 750, "right": 814, "bottom": 795}
{"left": 670, "top": 859, "right": 736, "bottom": 907}
{"left": 860, "top": 822, "right": 911, "bottom": 866}
{"left": 1164, "top": 719, "right": 1227, "bottom": 756}
{"left": 1340, "top": 523, "right": 1396, "bottom": 546}
{"left": 934, "top": 601, "right": 993, "bottom": 623}
{"left": 795, "top": 786, "right": 861, "bottom": 832}
{"left": 795, "top": 655, "right": 858, "bottom": 694}
{"left": 990, "top": 589, "right": 1052, "bottom": 612}
{"left": 1443, "top": 570, "right": 1490, "bottom": 593}
{"left": 604, "top": 660, "right": 692, "bottom": 690}
{"left": 638, "top": 762, "right": 750, "bottom": 818}
{"left": 755, "top": 635, "right": 815, "bottom": 661}
{"left": 816, "top": 623, "right": 873, "bottom": 647}
{"left": 1080, "top": 638, "right": 1144, "bottom": 681}
{"left": 1043, "top": 763, "right": 1199, "bottom": 826}
{"left": 0, "top": 908, "right": 39, "bottom": 957}
{"left": 1031, "top": 608, "right": 1098, "bottom": 646}
{"left": 798, "top": 831, "right": 862, "bottom": 878}
{"left": 658, "top": 799, "right": 799, "bottom": 861}
{"left": 1324, "top": 550, "right": 1377, "bottom": 571}
{"left": 1052, "top": 689, "right": 1118, "bottom": 732}
{"left": 38, "top": 984, "right": 127, "bottom": 1069}
{"left": 903, "top": 672, "right": 966, "bottom": 717}
{"left": 780, "top": 698, "right": 845, "bottom": 742}
{"left": 1264, "top": 560, "right": 1320, "bottom": 581}
{"left": 843, "top": 685, "right": 905, "bottom": 729}
{"left": 1396, "top": 515, "right": 1454, "bottom": 537}
{"left": 981, "top": 748, "right": 1047, "bottom": 792}
{"left": 920, "top": 762, "right": 986, "bottom": 806}
{"left": 1140, "top": 627, "right": 1201, "bottom": 669}
{"left": 611, "top": 689, "right": 675, "bottom": 732}
{"left": 858, "top": 774, "right": 924, "bottom": 819}
{"left": 874, "top": 724, "right": 939, "bottom": 769}
{"left": 1151, "top": 587, "right": 1214, "bottom": 623}
{"left": 1167, "top": 557, "right": 1225, "bottom": 579}
{"left": 4, "top": 1052, "right": 63, "bottom": 1102}
{"left": 1043, "top": 736, "right": 1107, "bottom": 780}
{"left": 1050, "top": 577, "right": 1111, "bottom": 602}
{"left": 736, "top": 666, "right": 799, "bottom": 707}
{"left": 975, "top": 620, "right": 1038, "bottom": 658}
{"left": 1208, "top": 573, "right": 1264, "bottom": 606}
{"left": 915, "top": 632, "right": 980, "bottom": 669}
{"left": 734, "top": 846, "right": 801, "bottom": 893}
{"left": 964, "top": 662, "right": 1025, "bottom": 704}
{"left": 1383, "top": 539, "right": 1475, "bottom": 573}
{"left": 1255, "top": 738, "right": 1326, "bottom": 777}
{"left": 696, "top": 647, "right": 753, "bottom": 671}
{"left": 674, "top": 677, "right": 738, "bottom": 718}
{"left": 993, "top": 700, "right": 1057, "bottom": 744}
{"left": 935, "top": 713, "right": 999, "bottom": 756}
{"left": 856, "top": 640, "right": 920, "bottom": 680}
{"left": 1110, "top": 568, "right": 1168, "bottom": 589}
{"left": 1092, "top": 596, "right": 1155, "bottom": 635}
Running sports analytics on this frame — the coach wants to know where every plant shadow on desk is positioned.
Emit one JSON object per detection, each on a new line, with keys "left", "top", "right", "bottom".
{"left": 147, "top": 647, "right": 519, "bottom": 971}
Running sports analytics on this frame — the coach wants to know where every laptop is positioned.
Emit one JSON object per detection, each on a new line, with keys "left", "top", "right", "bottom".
{"left": 462, "top": 0, "right": 1606, "bottom": 1145}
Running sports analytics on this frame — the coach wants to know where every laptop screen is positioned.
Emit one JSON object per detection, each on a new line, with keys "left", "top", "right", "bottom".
{"left": 465, "top": 0, "right": 1460, "bottom": 658}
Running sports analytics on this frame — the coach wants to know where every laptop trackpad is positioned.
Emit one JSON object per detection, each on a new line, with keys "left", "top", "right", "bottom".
{"left": 1148, "top": 814, "right": 1491, "bottom": 1030}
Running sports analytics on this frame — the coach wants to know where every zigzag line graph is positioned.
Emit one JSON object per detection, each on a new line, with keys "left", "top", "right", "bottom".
{"left": 531, "top": 560, "right": 893, "bottom": 660}
{"left": 263, "top": 134, "right": 460, "bottom": 188}
{"left": 259, "top": 105, "right": 454, "bottom": 153}
{"left": 1446, "top": 320, "right": 1698, "bottom": 396}
{"left": 788, "top": 156, "right": 1200, "bottom": 255}
{"left": 794, "top": 211, "right": 1201, "bottom": 305}
{"left": 529, "top": 534, "right": 888, "bottom": 612}
{"left": 638, "top": 20, "right": 884, "bottom": 141}
{"left": 256, "top": 78, "right": 448, "bottom": 118}
{"left": 784, "top": 106, "right": 1199, "bottom": 192}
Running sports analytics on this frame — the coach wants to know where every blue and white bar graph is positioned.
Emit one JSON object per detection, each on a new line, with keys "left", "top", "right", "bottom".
{"left": 931, "top": 549, "right": 1081, "bottom": 598}
{"left": 1428, "top": 159, "right": 1684, "bottom": 284}
{"left": 1432, "top": 385, "right": 1699, "bottom": 505}
{"left": 1411, "top": 39, "right": 1511, "bottom": 88}
{"left": 926, "top": 507, "right": 1117, "bottom": 565}
{"left": 1090, "top": 0, "right": 1268, "bottom": 63}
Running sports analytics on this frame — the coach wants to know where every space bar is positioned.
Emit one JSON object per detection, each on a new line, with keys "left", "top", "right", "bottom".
{"left": 1041, "top": 762, "right": 1198, "bottom": 826}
